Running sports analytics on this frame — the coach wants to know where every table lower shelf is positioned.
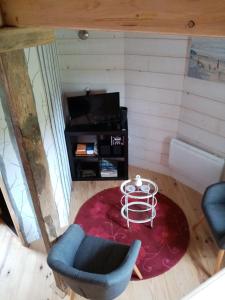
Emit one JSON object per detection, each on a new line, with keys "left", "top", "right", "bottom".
{"left": 121, "top": 201, "right": 157, "bottom": 227}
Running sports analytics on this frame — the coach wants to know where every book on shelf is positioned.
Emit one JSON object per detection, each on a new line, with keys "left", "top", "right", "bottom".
{"left": 75, "top": 143, "right": 97, "bottom": 156}
{"left": 101, "top": 171, "right": 118, "bottom": 177}
{"left": 100, "top": 159, "right": 118, "bottom": 177}
{"left": 80, "top": 169, "right": 97, "bottom": 178}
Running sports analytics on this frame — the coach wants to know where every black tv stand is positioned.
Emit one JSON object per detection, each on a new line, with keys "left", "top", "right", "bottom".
{"left": 65, "top": 107, "right": 128, "bottom": 181}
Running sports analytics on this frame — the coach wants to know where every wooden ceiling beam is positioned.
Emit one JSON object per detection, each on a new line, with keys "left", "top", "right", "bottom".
{"left": 0, "top": 27, "right": 54, "bottom": 53}
{"left": 1, "top": 0, "right": 225, "bottom": 36}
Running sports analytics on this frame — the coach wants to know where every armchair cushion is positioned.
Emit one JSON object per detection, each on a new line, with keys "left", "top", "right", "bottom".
{"left": 74, "top": 235, "right": 129, "bottom": 274}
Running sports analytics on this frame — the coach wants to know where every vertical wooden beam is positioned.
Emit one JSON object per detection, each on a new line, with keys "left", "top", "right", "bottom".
{"left": 0, "top": 49, "right": 61, "bottom": 244}
{"left": 0, "top": 50, "right": 59, "bottom": 245}
{"left": 214, "top": 249, "right": 225, "bottom": 274}
{"left": 0, "top": 6, "right": 3, "bottom": 27}
{"left": 0, "top": 49, "right": 66, "bottom": 290}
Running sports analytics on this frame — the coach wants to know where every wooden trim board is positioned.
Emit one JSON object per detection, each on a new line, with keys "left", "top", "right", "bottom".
{"left": 1, "top": 0, "right": 225, "bottom": 36}
{"left": 0, "top": 27, "right": 54, "bottom": 53}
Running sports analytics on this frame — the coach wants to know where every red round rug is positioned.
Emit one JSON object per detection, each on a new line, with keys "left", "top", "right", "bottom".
{"left": 74, "top": 187, "right": 190, "bottom": 280}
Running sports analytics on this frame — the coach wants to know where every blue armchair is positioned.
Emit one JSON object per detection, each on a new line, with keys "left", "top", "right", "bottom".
{"left": 193, "top": 182, "right": 225, "bottom": 274}
{"left": 47, "top": 224, "right": 142, "bottom": 300}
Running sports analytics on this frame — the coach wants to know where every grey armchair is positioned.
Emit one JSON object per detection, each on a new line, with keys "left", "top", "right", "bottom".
{"left": 47, "top": 224, "right": 142, "bottom": 300}
{"left": 193, "top": 182, "right": 225, "bottom": 274}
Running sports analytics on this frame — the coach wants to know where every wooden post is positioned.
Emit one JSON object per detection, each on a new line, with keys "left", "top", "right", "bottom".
{"left": 214, "top": 249, "right": 225, "bottom": 274}
{"left": 0, "top": 49, "right": 66, "bottom": 291}
{"left": 0, "top": 8, "right": 3, "bottom": 27}
{"left": 133, "top": 264, "right": 143, "bottom": 280}
{"left": 0, "top": 50, "right": 60, "bottom": 243}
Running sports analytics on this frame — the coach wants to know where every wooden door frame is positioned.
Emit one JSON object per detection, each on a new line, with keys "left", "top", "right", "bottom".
{"left": 0, "top": 173, "right": 28, "bottom": 246}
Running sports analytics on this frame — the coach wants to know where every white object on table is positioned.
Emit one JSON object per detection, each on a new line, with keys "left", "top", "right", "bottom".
{"left": 120, "top": 175, "right": 158, "bottom": 228}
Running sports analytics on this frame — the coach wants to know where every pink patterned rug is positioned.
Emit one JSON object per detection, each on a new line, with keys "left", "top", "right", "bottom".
{"left": 74, "top": 187, "right": 190, "bottom": 280}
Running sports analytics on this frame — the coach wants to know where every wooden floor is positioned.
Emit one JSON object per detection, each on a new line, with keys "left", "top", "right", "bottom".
{"left": 0, "top": 166, "right": 221, "bottom": 300}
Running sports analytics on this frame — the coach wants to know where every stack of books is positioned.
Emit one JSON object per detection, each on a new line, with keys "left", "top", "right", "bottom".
{"left": 100, "top": 159, "right": 118, "bottom": 177}
{"left": 75, "top": 143, "right": 97, "bottom": 156}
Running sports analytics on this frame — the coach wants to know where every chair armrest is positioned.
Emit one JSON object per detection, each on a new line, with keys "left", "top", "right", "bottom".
{"left": 202, "top": 182, "right": 225, "bottom": 207}
{"left": 47, "top": 224, "right": 85, "bottom": 269}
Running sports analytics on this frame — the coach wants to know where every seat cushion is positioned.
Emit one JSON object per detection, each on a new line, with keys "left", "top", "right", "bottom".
{"left": 73, "top": 236, "right": 129, "bottom": 274}
{"left": 203, "top": 203, "right": 225, "bottom": 249}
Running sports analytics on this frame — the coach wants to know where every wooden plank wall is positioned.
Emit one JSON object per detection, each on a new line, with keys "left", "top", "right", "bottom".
{"left": 36, "top": 44, "right": 72, "bottom": 213}
{"left": 56, "top": 30, "right": 189, "bottom": 175}
{"left": 56, "top": 30, "right": 126, "bottom": 105}
{"left": 125, "top": 32, "right": 188, "bottom": 174}
{"left": 178, "top": 77, "right": 225, "bottom": 158}
{"left": 25, "top": 46, "right": 71, "bottom": 228}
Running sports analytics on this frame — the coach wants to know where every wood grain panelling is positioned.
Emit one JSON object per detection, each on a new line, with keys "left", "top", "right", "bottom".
{"left": 127, "top": 98, "right": 181, "bottom": 119}
{"left": 125, "top": 85, "right": 183, "bottom": 105}
{"left": 60, "top": 70, "right": 124, "bottom": 85}
{"left": 125, "top": 34, "right": 188, "bottom": 174}
{"left": 56, "top": 30, "right": 188, "bottom": 174}
{"left": 124, "top": 37, "right": 188, "bottom": 57}
{"left": 3, "top": 0, "right": 225, "bottom": 36}
{"left": 59, "top": 55, "right": 123, "bottom": 71}
{"left": 129, "top": 112, "right": 179, "bottom": 132}
{"left": 178, "top": 76, "right": 225, "bottom": 158}
{"left": 57, "top": 39, "right": 124, "bottom": 55}
{"left": 56, "top": 30, "right": 126, "bottom": 105}
{"left": 126, "top": 70, "right": 184, "bottom": 90}
{"left": 125, "top": 55, "right": 186, "bottom": 74}
{"left": 36, "top": 44, "right": 72, "bottom": 214}
{"left": 181, "top": 92, "right": 225, "bottom": 120}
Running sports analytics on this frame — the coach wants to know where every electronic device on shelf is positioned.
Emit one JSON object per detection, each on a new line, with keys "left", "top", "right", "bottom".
{"left": 67, "top": 92, "right": 120, "bottom": 130}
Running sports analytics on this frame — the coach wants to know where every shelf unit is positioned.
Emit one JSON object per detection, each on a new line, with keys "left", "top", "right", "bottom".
{"left": 65, "top": 124, "right": 128, "bottom": 181}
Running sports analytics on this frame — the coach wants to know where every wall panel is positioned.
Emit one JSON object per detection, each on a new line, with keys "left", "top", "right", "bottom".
{"left": 125, "top": 34, "right": 188, "bottom": 174}
{"left": 178, "top": 77, "right": 225, "bottom": 160}
{"left": 56, "top": 30, "right": 189, "bottom": 175}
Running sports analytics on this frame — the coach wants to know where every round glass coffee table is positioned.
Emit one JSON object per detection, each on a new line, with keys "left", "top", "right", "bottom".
{"left": 120, "top": 175, "right": 158, "bottom": 228}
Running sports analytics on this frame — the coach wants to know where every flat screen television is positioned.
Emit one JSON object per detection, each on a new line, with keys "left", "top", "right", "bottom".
{"left": 67, "top": 92, "right": 120, "bottom": 128}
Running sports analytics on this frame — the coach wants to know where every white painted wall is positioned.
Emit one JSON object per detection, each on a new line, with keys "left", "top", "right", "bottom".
{"left": 56, "top": 30, "right": 126, "bottom": 105}
{"left": 56, "top": 30, "right": 189, "bottom": 175}
{"left": 25, "top": 46, "right": 71, "bottom": 228}
{"left": 178, "top": 77, "right": 225, "bottom": 159}
{"left": 56, "top": 30, "right": 225, "bottom": 187}
{"left": 125, "top": 32, "right": 188, "bottom": 174}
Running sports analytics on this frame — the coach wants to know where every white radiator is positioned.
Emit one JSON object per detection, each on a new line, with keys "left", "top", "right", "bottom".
{"left": 169, "top": 138, "right": 225, "bottom": 193}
